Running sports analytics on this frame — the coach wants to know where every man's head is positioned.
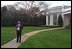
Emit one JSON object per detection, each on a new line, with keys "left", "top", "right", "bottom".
{"left": 18, "top": 20, "right": 21, "bottom": 24}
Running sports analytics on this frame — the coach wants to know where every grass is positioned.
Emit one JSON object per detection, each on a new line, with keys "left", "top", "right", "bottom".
{"left": 1, "top": 27, "right": 16, "bottom": 45}
{"left": 19, "top": 28, "right": 71, "bottom": 48}
{"left": 1, "top": 26, "right": 52, "bottom": 45}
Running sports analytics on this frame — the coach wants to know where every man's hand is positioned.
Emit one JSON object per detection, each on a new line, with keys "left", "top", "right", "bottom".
{"left": 17, "top": 27, "right": 20, "bottom": 31}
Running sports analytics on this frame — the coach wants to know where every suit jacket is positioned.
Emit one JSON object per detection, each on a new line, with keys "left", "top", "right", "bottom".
{"left": 16, "top": 23, "right": 23, "bottom": 31}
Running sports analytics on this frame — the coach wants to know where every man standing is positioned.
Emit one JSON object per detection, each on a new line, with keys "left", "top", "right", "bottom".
{"left": 16, "top": 20, "right": 23, "bottom": 43}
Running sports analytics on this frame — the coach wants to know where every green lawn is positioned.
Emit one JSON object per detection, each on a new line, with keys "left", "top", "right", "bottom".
{"left": 1, "top": 26, "right": 52, "bottom": 45}
{"left": 19, "top": 28, "right": 71, "bottom": 48}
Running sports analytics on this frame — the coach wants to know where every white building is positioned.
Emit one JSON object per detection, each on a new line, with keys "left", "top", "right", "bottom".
{"left": 46, "top": 5, "right": 71, "bottom": 27}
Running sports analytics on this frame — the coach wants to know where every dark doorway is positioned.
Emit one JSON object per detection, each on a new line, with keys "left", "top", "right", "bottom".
{"left": 58, "top": 15, "right": 63, "bottom": 27}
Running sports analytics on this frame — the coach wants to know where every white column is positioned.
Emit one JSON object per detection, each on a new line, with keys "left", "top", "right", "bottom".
{"left": 50, "top": 14, "right": 53, "bottom": 25}
{"left": 62, "top": 5, "right": 65, "bottom": 26}
{"left": 46, "top": 15, "right": 48, "bottom": 26}
{"left": 57, "top": 14, "right": 59, "bottom": 25}
{"left": 62, "top": 14, "right": 64, "bottom": 26}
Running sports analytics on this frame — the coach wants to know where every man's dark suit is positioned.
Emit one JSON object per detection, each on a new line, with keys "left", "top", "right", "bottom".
{"left": 16, "top": 23, "right": 23, "bottom": 42}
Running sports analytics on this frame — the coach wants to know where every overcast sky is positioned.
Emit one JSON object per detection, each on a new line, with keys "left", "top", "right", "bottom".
{"left": 1, "top": 1, "right": 71, "bottom": 8}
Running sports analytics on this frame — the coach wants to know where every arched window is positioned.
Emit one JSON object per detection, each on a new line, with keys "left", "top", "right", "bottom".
{"left": 58, "top": 15, "right": 63, "bottom": 27}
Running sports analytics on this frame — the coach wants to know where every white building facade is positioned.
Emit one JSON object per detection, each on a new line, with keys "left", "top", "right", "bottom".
{"left": 46, "top": 5, "right": 71, "bottom": 27}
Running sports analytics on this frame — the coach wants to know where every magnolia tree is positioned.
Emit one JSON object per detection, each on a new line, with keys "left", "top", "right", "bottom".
{"left": 1, "top": 1, "right": 50, "bottom": 26}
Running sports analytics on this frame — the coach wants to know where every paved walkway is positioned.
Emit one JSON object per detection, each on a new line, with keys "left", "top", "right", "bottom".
{"left": 1, "top": 27, "right": 65, "bottom": 48}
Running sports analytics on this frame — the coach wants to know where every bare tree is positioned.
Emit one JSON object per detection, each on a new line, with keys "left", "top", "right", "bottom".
{"left": 14, "top": 1, "right": 49, "bottom": 17}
